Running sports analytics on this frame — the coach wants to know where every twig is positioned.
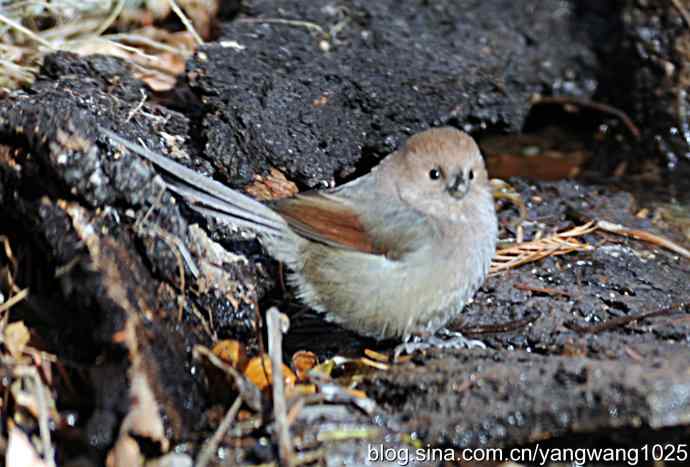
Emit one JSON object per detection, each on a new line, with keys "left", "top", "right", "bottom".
{"left": 623, "top": 346, "right": 643, "bottom": 362}
{"left": 286, "top": 397, "right": 305, "bottom": 425}
{"left": 148, "top": 225, "right": 187, "bottom": 320}
{"left": 168, "top": 0, "right": 204, "bottom": 45}
{"left": 0, "top": 288, "right": 29, "bottom": 314}
{"left": 132, "top": 184, "right": 199, "bottom": 321}
{"left": 0, "top": 58, "right": 37, "bottom": 82}
{"left": 595, "top": 220, "right": 690, "bottom": 259}
{"left": 189, "top": 302, "right": 215, "bottom": 339}
{"left": 134, "top": 178, "right": 166, "bottom": 231}
{"left": 54, "top": 256, "right": 80, "bottom": 278}
{"left": 513, "top": 283, "right": 573, "bottom": 298}
{"left": 460, "top": 313, "right": 541, "bottom": 336}
{"left": 1, "top": 236, "right": 19, "bottom": 291}
{"left": 491, "top": 179, "right": 528, "bottom": 229}
{"left": 0, "top": 11, "right": 55, "bottom": 49}
{"left": 266, "top": 307, "right": 294, "bottom": 466}
{"left": 14, "top": 366, "right": 55, "bottom": 467}
{"left": 126, "top": 89, "right": 148, "bottom": 122}
{"left": 0, "top": 237, "right": 23, "bottom": 331}
{"left": 237, "top": 17, "right": 325, "bottom": 35}
{"left": 87, "top": 37, "right": 161, "bottom": 61}
{"left": 565, "top": 304, "right": 686, "bottom": 334}
{"left": 38, "top": 18, "right": 104, "bottom": 41}
{"left": 102, "top": 32, "right": 190, "bottom": 56}
{"left": 195, "top": 396, "right": 242, "bottom": 467}
{"left": 94, "top": 0, "right": 126, "bottom": 36}
{"left": 251, "top": 295, "right": 269, "bottom": 387}
{"left": 530, "top": 95, "right": 641, "bottom": 140}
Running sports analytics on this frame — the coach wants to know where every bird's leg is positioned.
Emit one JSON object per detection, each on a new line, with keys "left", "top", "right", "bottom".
{"left": 436, "top": 328, "right": 486, "bottom": 349}
{"left": 394, "top": 328, "right": 486, "bottom": 358}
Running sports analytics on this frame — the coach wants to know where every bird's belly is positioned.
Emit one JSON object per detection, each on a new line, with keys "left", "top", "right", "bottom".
{"left": 290, "top": 243, "right": 484, "bottom": 339}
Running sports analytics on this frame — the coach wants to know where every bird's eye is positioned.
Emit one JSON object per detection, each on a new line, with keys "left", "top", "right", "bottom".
{"left": 468, "top": 169, "right": 475, "bottom": 180}
{"left": 429, "top": 168, "right": 441, "bottom": 180}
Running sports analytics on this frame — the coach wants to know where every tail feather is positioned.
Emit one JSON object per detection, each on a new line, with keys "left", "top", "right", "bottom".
{"left": 100, "top": 127, "right": 287, "bottom": 236}
{"left": 185, "top": 204, "right": 284, "bottom": 235}
{"left": 166, "top": 181, "right": 285, "bottom": 234}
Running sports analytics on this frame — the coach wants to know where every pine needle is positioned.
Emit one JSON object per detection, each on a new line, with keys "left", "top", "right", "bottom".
{"left": 490, "top": 221, "right": 597, "bottom": 275}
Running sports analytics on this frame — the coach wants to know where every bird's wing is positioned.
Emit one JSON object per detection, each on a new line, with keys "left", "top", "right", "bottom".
{"left": 271, "top": 192, "right": 432, "bottom": 259}
{"left": 272, "top": 193, "right": 378, "bottom": 253}
{"left": 100, "top": 128, "right": 432, "bottom": 258}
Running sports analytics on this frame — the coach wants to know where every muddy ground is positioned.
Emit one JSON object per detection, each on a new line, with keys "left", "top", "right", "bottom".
{"left": 1, "top": 1, "right": 690, "bottom": 466}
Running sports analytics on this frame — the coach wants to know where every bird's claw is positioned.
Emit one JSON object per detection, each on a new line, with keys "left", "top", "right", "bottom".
{"left": 394, "top": 329, "right": 485, "bottom": 359}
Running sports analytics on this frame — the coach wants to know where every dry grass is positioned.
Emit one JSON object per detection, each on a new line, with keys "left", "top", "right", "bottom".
{"left": 0, "top": 235, "right": 58, "bottom": 467}
{"left": 0, "top": 0, "right": 207, "bottom": 90}
{"left": 490, "top": 216, "right": 689, "bottom": 276}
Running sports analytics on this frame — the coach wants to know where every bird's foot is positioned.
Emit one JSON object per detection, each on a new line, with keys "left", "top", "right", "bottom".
{"left": 394, "top": 329, "right": 485, "bottom": 359}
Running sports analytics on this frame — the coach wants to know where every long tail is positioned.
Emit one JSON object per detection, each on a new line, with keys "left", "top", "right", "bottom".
{"left": 100, "top": 128, "right": 288, "bottom": 236}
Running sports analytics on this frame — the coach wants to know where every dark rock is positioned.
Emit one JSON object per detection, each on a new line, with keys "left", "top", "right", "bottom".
{"left": 362, "top": 348, "right": 690, "bottom": 448}
{"left": 595, "top": 0, "right": 690, "bottom": 171}
{"left": 188, "top": 0, "right": 598, "bottom": 187}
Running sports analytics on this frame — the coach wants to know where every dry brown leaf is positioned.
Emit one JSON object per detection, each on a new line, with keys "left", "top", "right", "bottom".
{"left": 65, "top": 27, "right": 198, "bottom": 91}
{"left": 131, "top": 58, "right": 180, "bottom": 91}
{"left": 212, "top": 339, "right": 246, "bottom": 370}
{"left": 244, "top": 355, "right": 296, "bottom": 391}
{"left": 291, "top": 350, "right": 318, "bottom": 381}
{"left": 486, "top": 150, "right": 590, "bottom": 180}
{"left": 363, "top": 348, "right": 390, "bottom": 363}
{"left": 482, "top": 130, "right": 591, "bottom": 181}
{"left": 245, "top": 168, "right": 299, "bottom": 201}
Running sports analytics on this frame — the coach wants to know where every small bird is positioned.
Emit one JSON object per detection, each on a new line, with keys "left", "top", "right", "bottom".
{"left": 102, "top": 127, "right": 497, "bottom": 348}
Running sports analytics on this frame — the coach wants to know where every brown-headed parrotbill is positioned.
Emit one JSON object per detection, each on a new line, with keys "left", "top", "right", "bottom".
{"left": 102, "top": 127, "right": 497, "bottom": 345}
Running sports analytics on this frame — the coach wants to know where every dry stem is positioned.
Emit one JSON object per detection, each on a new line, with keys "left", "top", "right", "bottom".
{"left": 267, "top": 307, "right": 294, "bottom": 466}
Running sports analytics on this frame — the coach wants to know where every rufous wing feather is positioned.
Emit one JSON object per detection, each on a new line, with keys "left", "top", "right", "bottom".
{"left": 272, "top": 193, "right": 382, "bottom": 254}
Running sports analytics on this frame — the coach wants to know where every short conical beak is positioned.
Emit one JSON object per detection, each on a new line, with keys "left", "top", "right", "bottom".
{"left": 447, "top": 173, "right": 469, "bottom": 199}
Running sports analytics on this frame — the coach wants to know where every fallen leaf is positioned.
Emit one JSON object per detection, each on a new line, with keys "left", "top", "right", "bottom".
{"left": 244, "top": 355, "right": 296, "bottom": 391}
{"left": 291, "top": 350, "right": 318, "bottom": 381}
{"left": 245, "top": 168, "right": 299, "bottom": 201}
{"left": 4, "top": 322, "right": 30, "bottom": 358}
{"left": 212, "top": 339, "right": 246, "bottom": 370}
{"left": 364, "top": 348, "right": 390, "bottom": 363}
